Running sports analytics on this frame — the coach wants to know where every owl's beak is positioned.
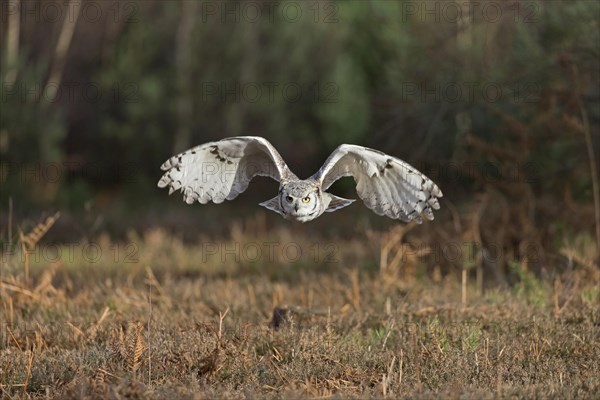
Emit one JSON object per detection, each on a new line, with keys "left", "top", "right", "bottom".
{"left": 294, "top": 204, "right": 299, "bottom": 212}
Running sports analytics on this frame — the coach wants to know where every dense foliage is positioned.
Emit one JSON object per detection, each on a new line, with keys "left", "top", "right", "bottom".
{"left": 1, "top": 0, "right": 599, "bottom": 271}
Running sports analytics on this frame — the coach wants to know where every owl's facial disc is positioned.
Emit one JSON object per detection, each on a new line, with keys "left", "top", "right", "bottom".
{"left": 280, "top": 185, "right": 319, "bottom": 222}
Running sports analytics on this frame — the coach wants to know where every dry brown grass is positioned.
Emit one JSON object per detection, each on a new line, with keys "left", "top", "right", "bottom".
{"left": 1, "top": 218, "right": 599, "bottom": 399}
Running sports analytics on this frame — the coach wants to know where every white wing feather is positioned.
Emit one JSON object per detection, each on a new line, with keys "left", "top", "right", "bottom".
{"left": 312, "top": 144, "right": 443, "bottom": 223}
{"left": 158, "top": 136, "right": 296, "bottom": 205}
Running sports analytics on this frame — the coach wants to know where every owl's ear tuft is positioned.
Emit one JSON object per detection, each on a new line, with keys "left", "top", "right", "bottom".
{"left": 259, "top": 196, "right": 285, "bottom": 216}
{"left": 324, "top": 193, "right": 355, "bottom": 213}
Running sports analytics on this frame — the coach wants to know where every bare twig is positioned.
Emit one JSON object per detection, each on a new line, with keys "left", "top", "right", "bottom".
{"left": 21, "top": 351, "right": 34, "bottom": 400}
{"left": 148, "top": 274, "right": 152, "bottom": 388}
{"left": 5, "top": 0, "right": 21, "bottom": 85}
{"left": 398, "top": 349, "right": 403, "bottom": 388}
{"left": 581, "top": 101, "right": 600, "bottom": 265}
{"left": 8, "top": 197, "right": 13, "bottom": 251}
{"left": 570, "top": 64, "right": 600, "bottom": 265}
{"left": 351, "top": 269, "right": 360, "bottom": 311}
{"left": 462, "top": 268, "right": 467, "bottom": 307}
{"left": 44, "top": 0, "right": 82, "bottom": 99}
{"left": 218, "top": 307, "right": 229, "bottom": 340}
{"left": 1, "top": 281, "right": 38, "bottom": 299}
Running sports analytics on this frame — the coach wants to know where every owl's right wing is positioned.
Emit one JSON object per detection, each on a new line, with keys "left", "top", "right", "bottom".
{"left": 312, "top": 144, "right": 442, "bottom": 223}
{"left": 158, "top": 136, "right": 297, "bottom": 204}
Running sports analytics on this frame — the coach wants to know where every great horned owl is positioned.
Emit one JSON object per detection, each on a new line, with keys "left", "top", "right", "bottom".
{"left": 158, "top": 136, "right": 442, "bottom": 223}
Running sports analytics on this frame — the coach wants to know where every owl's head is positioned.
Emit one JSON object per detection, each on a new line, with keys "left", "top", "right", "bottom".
{"left": 278, "top": 182, "right": 321, "bottom": 222}
{"left": 259, "top": 180, "right": 354, "bottom": 222}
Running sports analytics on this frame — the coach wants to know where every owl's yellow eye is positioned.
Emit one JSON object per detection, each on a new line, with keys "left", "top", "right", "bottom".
{"left": 302, "top": 196, "right": 311, "bottom": 203}
{"left": 285, "top": 196, "right": 293, "bottom": 203}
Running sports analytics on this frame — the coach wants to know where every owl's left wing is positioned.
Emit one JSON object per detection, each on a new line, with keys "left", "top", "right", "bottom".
{"left": 158, "top": 136, "right": 297, "bottom": 204}
{"left": 312, "top": 144, "right": 442, "bottom": 223}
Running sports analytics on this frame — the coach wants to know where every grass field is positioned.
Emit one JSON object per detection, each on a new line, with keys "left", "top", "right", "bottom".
{"left": 1, "top": 216, "right": 599, "bottom": 399}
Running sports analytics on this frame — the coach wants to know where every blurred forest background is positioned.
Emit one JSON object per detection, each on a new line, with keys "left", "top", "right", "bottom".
{"left": 1, "top": 0, "right": 599, "bottom": 278}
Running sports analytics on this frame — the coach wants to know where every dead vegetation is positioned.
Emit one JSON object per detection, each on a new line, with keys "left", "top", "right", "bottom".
{"left": 0, "top": 214, "right": 598, "bottom": 399}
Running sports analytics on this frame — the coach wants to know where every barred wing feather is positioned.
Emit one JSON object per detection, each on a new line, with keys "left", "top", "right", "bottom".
{"left": 158, "top": 136, "right": 295, "bottom": 205}
{"left": 313, "top": 144, "right": 442, "bottom": 223}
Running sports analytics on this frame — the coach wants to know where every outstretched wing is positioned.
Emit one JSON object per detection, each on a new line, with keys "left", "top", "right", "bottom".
{"left": 311, "top": 144, "right": 442, "bottom": 223}
{"left": 158, "top": 136, "right": 297, "bottom": 204}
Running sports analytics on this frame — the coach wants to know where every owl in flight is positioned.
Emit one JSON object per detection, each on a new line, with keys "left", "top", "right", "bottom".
{"left": 158, "top": 136, "right": 442, "bottom": 223}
